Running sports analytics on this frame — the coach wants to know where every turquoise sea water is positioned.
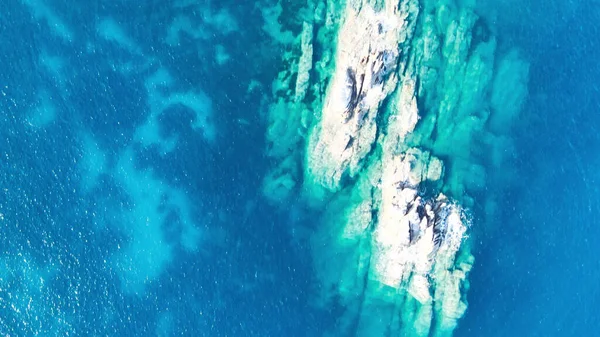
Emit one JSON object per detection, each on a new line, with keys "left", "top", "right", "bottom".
{"left": 0, "top": 0, "right": 598, "bottom": 336}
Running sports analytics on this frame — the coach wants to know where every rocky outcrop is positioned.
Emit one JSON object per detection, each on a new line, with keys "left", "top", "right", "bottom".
{"left": 261, "top": 0, "right": 529, "bottom": 336}
{"left": 306, "top": 3, "right": 409, "bottom": 191}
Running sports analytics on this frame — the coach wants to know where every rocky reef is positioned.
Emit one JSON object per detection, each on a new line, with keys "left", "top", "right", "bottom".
{"left": 306, "top": 3, "right": 403, "bottom": 191}
{"left": 260, "top": 0, "right": 529, "bottom": 335}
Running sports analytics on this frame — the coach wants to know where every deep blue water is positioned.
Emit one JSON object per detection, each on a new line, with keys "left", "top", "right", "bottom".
{"left": 1, "top": 0, "right": 599, "bottom": 336}
{"left": 458, "top": 2, "right": 600, "bottom": 336}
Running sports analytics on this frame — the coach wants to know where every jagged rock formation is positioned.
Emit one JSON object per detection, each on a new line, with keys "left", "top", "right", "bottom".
{"left": 260, "top": 0, "right": 529, "bottom": 336}
{"left": 306, "top": 3, "right": 404, "bottom": 191}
